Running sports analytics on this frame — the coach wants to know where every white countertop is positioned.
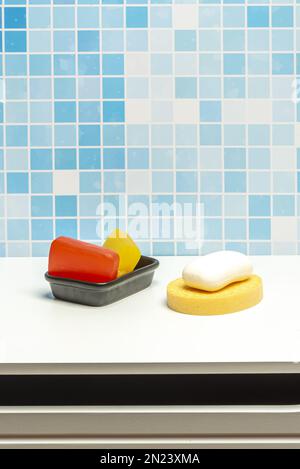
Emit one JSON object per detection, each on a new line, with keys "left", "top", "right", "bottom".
{"left": 0, "top": 256, "right": 300, "bottom": 374}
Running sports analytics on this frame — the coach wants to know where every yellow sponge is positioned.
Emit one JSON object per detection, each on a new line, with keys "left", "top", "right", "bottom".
{"left": 167, "top": 275, "right": 263, "bottom": 316}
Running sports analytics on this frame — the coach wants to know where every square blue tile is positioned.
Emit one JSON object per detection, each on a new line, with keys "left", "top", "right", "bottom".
{"left": 152, "top": 171, "right": 173, "bottom": 193}
{"left": 53, "top": 6, "right": 75, "bottom": 28}
{"left": 199, "top": 77, "right": 221, "bottom": 99}
{"left": 103, "top": 77, "right": 124, "bottom": 98}
{"left": 126, "top": 6, "right": 148, "bottom": 28}
{"left": 225, "top": 172, "right": 246, "bottom": 193}
{"left": 272, "top": 30, "right": 293, "bottom": 52}
{"left": 5, "top": 6, "right": 26, "bottom": 28}
{"left": 273, "top": 171, "right": 294, "bottom": 193}
{"left": 225, "top": 219, "right": 246, "bottom": 240}
{"left": 176, "top": 148, "right": 197, "bottom": 169}
{"left": 103, "top": 125, "right": 125, "bottom": 146}
{"left": 150, "top": 6, "right": 171, "bottom": 28}
{"left": 272, "top": 124, "right": 294, "bottom": 146}
{"left": 103, "top": 101, "right": 125, "bottom": 123}
{"left": 272, "top": 6, "right": 293, "bottom": 27}
{"left": 199, "top": 6, "right": 220, "bottom": 28}
{"left": 224, "top": 77, "right": 245, "bottom": 98}
{"left": 204, "top": 218, "right": 222, "bottom": 240}
{"left": 249, "top": 242, "right": 271, "bottom": 256}
{"left": 80, "top": 219, "right": 99, "bottom": 240}
{"left": 55, "top": 125, "right": 76, "bottom": 147}
{"left": 248, "top": 53, "right": 270, "bottom": 75}
{"left": 224, "top": 125, "right": 245, "bottom": 146}
{"left": 176, "top": 171, "right": 197, "bottom": 193}
{"left": 31, "top": 172, "right": 52, "bottom": 193}
{"left": 54, "top": 31, "right": 75, "bottom": 52}
{"left": 223, "top": 6, "right": 244, "bottom": 28}
{"left": 201, "top": 195, "right": 222, "bottom": 216}
{"left": 30, "top": 54, "right": 51, "bottom": 75}
{"left": 31, "top": 219, "right": 53, "bottom": 241}
{"left": 199, "top": 30, "right": 220, "bottom": 52}
{"left": 54, "top": 54, "right": 75, "bottom": 75}
{"left": 55, "top": 101, "right": 76, "bottom": 123}
{"left": 248, "top": 125, "right": 270, "bottom": 146}
{"left": 200, "top": 125, "right": 221, "bottom": 146}
{"left": 5, "top": 31, "right": 26, "bottom": 52}
{"left": 224, "top": 148, "right": 246, "bottom": 169}
{"left": 102, "top": 30, "right": 123, "bottom": 52}
{"left": 272, "top": 54, "right": 294, "bottom": 75}
{"left": 175, "top": 77, "right": 197, "bottom": 98}
{"left": 152, "top": 148, "right": 173, "bottom": 169}
{"left": 55, "top": 148, "right": 76, "bottom": 169}
{"left": 223, "top": 30, "right": 245, "bottom": 52}
{"left": 249, "top": 172, "right": 270, "bottom": 193}
{"left": 199, "top": 54, "right": 221, "bottom": 75}
{"left": 102, "top": 54, "right": 124, "bottom": 75}
{"left": 79, "top": 195, "right": 101, "bottom": 217}
{"left": 79, "top": 148, "right": 101, "bottom": 170}
{"left": 249, "top": 195, "right": 270, "bottom": 216}
{"left": 153, "top": 242, "right": 174, "bottom": 256}
{"left": 249, "top": 219, "right": 271, "bottom": 240}
{"left": 104, "top": 171, "right": 125, "bottom": 192}
{"left": 7, "top": 219, "right": 29, "bottom": 240}
{"left": 78, "top": 6, "right": 99, "bottom": 26}
{"left": 273, "top": 195, "right": 295, "bottom": 216}
{"left": 5, "top": 78, "right": 27, "bottom": 100}
{"left": 247, "top": 6, "right": 269, "bottom": 28}
{"left": 248, "top": 30, "right": 269, "bottom": 52}
{"left": 32, "top": 242, "right": 51, "bottom": 258}
{"left": 248, "top": 77, "right": 269, "bottom": 98}
{"left": 6, "top": 125, "right": 27, "bottom": 146}
{"left": 127, "top": 124, "right": 148, "bottom": 146}
{"left": 55, "top": 219, "right": 77, "bottom": 238}
{"left": 176, "top": 125, "right": 197, "bottom": 147}
{"left": 78, "top": 54, "right": 100, "bottom": 75}
{"left": 127, "top": 30, "right": 148, "bottom": 51}
{"left": 29, "top": 0, "right": 49, "bottom": 14}
{"left": 103, "top": 148, "right": 125, "bottom": 169}
{"left": 79, "top": 101, "right": 101, "bottom": 123}
{"left": 31, "top": 125, "right": 52, "bottom": 147}
{"left": 7, "top": 172, "right": 28, "bottom": 193}
{"left": 200, "top": 101, "right": 221, "bottom": 122}
{"left": 54, "top": 78, "right": 76, "bottom": 99}
{"left": 55, "top": 195, "right": 77, "bottom": 216}
{"left": 102, "top": 6, "right": 123, "bottom": 28}
{"left": 79, "top": 125, "right": 101, "bottom": 146}
{"left": 175, "top": 30, "right": 196, "bottom": 52}
{"left": 151, "top": 54, "right": 172, "bottom": 75}
{"left": 224, "top": 54, "right": 245, "bottom": 75}
{"left": 31, "top": 195, "right": 53, "bottom": 217}
{"left": 80, "top": 172, "right": 101, "bottom": 193}
{"left": 78, "top": 31, "right": 99, "bottom": 52}
{"left": 30, "top": 149, "right": 52, "bottom": 170}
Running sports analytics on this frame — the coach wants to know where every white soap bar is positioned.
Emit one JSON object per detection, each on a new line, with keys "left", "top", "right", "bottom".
{"left": 182, "top": 251, "right": 253, "bottom": 292}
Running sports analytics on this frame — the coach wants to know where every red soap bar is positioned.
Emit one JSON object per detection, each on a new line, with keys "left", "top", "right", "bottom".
{"left": 48, "top": 236, "right": 119, "bottom": 283}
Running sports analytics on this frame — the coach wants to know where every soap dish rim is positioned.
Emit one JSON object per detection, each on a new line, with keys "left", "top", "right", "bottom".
{"left": 45, "top": 255, "right": 159, "bottom": 291}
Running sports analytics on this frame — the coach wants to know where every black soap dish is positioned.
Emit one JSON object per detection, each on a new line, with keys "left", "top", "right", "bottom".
{"left": 45, "top": 255, "right": 159, "bottom": 307}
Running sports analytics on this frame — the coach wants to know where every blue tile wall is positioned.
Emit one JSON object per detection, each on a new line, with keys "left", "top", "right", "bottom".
{"left": 0, "top": 1, "right": 300, "bottom": 257}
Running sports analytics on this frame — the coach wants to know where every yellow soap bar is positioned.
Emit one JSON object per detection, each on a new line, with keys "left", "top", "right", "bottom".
{"left": 167, "top": 275, "right": 263, "bottom": 316}
{"left": 117, "top": 270, "right": 127, "bottom": 278}
{"left": 103, "top": 229, "right": 141, "bottom": 274}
